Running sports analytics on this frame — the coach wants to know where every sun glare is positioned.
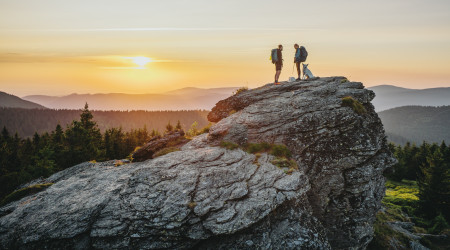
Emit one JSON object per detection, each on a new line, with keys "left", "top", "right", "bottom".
{"left": 126, "top": 56, "right": 152, "bottom": 68}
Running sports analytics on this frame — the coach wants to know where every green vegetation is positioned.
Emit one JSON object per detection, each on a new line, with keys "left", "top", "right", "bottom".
{"left": 369, "top": 141, "right": 450, "bottom": 248}
{"left": 0, "top": 103, "right": 194, "bottom": 202}
{"left": 341, "top": 96, "right": 367, "bottom": 115}
{"left": 340, "top": 78, "right": 349, "bottom": 83}
{"left": 0, "top": 183, "right": 53, "bottom": 206}
{"left": 153, "top": 147, "right": 181, "bottom": 158}
{"left": 219, "top": 141, "right": 298, "bottom": 174}
{"left": 233, "top": 87, "right": 248, "bottom": 95}
{"left": 186, "top": 122, "right": 212, "bottom": 138}
{"left": 219, "top": 141, "right": 239, "bottom": 150}
{"left": 0, "top": 107, "right": 210, "bottom": 138}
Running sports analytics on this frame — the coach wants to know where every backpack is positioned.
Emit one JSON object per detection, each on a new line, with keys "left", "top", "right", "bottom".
{"left": 299, "top": 46, "right": 308, "bottom": 62}
{"left": 270, "top": 49, "right": 278, "bottom": 64}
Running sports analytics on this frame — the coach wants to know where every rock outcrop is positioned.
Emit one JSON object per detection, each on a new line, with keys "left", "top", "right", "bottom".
{"left": 132, "top": 130, "right": 188, "bottom": 162}
{"left": 0, "top": 77, "right": 395, "bottom": 249}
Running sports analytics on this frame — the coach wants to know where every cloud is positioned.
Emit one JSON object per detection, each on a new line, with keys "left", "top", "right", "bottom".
{"left": 3, "top": 27, "right": 324, "bottom": 32}
{"left": 0, "top": 53, "right": 184, "bottom": 66}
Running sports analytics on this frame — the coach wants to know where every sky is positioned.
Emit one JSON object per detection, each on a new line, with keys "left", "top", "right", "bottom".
{"left": 1, "top": 0, "right": 450, "bottom": 96}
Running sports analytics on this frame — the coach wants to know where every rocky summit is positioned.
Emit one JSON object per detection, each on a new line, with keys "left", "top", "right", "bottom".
{"left": 0, "top": 77, "right": 396, "bottom": 249}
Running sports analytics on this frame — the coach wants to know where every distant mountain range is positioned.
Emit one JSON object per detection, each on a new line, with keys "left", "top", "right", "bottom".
{"left": 2, "top": 85, "right": 450, "bottom": 144}
{"left": 378, "top": 106, "right": 450, "bottom": 145}
{"left": 0, "top": 84, "right": 447, "bottom": 111}
{"left": 0, "top": 91, "right": 47, "bottom": 109}
{"left": 368, "top": 85, "right": 450, "bottom": 111}
{"left": 22, "top": 87, "right": 239, "bottom": 111}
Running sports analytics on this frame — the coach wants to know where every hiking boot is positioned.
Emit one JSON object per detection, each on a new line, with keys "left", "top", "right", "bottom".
{"left": 296, "top": 78, "right": 301, "bottom": 81}
{"left": 274, "top": 82, "right": 280, "bottom": 85}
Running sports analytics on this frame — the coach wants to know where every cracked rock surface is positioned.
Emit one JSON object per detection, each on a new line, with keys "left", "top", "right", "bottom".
{"left": 0, "top": 77, "right": 395, "bottom": 249}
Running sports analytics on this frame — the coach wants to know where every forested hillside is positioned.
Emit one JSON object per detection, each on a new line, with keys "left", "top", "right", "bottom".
{"left": 0, "top": 107, "right": 209, "bottom": 137}
{"left": 378, "top": 106, "right": 450, "bottom": 145}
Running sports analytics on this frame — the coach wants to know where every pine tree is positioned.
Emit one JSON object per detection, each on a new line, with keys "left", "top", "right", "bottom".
{"left": 175, "top": 120, "right": 182, "bottom": 131}
{"left": 417, "top": 146, "right": 450, "bottom": 220}
{"left": 65, "top": 103, "right": 104, "bottom": 166}
{"left": 165, "top": 121, "right": 173, "bottom": 133}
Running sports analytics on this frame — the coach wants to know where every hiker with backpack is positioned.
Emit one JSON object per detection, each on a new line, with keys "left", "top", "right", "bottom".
{"left": 294, "top": 44, "right": 308, "bottom": 80}
{"left": 271, "top": 45, "right": 283, "bottom": 84}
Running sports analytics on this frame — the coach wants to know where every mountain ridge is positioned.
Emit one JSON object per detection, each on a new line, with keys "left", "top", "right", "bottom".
{"left": 368, "top": 85, "right": 450, "bottom": 111}
{"left": 0, "top": 91, "right": 47, "bottom": 109}
{"left": 22, "top": 87, "right": 239, "bottom": 111}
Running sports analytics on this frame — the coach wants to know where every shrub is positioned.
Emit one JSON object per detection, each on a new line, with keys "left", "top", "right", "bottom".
{"left": 428, "top": 214, "right": 449, "bottom": 234}
{"left": 340, "top": 78, "right": 349, "bottom": 83}
{"left": 233, "top": 87, "right": 248, "bottom": 95}
{"left": 165, "top": 121, "right": 174, "bottom": 133}
{"left": 245, "top": 142, "right": 271, "bottom": 154}
{"left": 270, "top": 144, "right": 292, "bottom": 158}
{"left": 341, "top": 96, "right": 367, "bottom": 115}
{"left": 219, "top": 141, "right": 239, "bottom": 150}
{"left": 271, "top": 157, "right": 298, "bottom": 174}
{"left": 199, "top": 123, "right": 212, "bottom": 134}
{"left": 1, "top": 183, "right": 53, "bottom": 206}
{"left": 153, "top": 147, "right": 180, "bottom": 158}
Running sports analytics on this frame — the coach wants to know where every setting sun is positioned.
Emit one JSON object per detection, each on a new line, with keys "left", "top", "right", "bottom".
{"left": 127, "top": 56, "right": 152, "bottom": 68}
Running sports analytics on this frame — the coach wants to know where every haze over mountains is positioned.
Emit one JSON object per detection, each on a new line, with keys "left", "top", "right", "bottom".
{"left": 0, "top": 91, "right": 46, "bottom": 109}
{"left": 368, "top": 85, "right": 450, "bottom": 111}
{"left": 22, "top": 87, "right": 239, "bottom": 111}
{"left": 378, "top": 106, "right": 450, "bottom": 145}
{"left": 14, "top": 84, "right": 450, "bottom": 112}
{"left": 1, "top": 84, "right": 450, "bottom": 144}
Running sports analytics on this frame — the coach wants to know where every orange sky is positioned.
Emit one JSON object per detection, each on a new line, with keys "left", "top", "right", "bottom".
{"left": 1, "top": 0, "right": 450, "bottom": 96}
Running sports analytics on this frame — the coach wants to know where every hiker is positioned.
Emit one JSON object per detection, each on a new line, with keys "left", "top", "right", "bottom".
{"left": 294, "top": 44, "right": 301, "bottom": 80}
{"left": 294, "top": 44, "right": 308, "bottom": 80}
{"left": 273, "top": 45, "right": 283, "bottom": 84}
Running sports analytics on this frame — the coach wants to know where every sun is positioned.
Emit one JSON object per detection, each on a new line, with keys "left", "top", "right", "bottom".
{"left": 127, "top": 56, "right": 152, "bottom": 68}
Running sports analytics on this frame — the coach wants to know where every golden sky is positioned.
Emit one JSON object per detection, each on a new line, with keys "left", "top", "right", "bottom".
{"left": 1, "top": 0, "right": 450, "bottom": 96}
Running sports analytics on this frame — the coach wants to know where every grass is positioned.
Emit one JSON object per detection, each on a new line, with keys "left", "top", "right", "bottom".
{"left": 341, "top": 96, "right": 367, "bottom": 115}
{"left": 271, "top": 157, "right": 298, "bottom": 174}
{"left": 220, "top": 141, "right": 298, "bottom": 174}
{"left": 368, "top": 180, "right": 418, "bottom": 249}
{"left": 368, "top": 210, "right": 411, "bottom": 249}
{"left": 153, "top": 147, "right": 180, "bottom": 158}
{"left": 367, "top": 179, "right": 449, "bottom": 249}
{"left": 1, "top": 183, "right": 53, "bottom": 206}
{"left": 233, "top": 87, "right": 248, "bottom": 95}
{"left": 219, "top": 141, "right": 239, "bottom": 150}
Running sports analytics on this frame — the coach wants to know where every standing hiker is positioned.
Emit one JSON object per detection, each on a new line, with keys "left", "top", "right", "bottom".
{"left": 271, "top": 45, "right": 283, "bottom": 84}
{"left": 294, "top": 44, "right": 301, "bottom": 80}
{"left": 294, "top": 44, "right": 308, "bottom": 80}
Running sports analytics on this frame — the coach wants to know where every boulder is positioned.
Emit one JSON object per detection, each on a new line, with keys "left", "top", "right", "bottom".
{"left": 0, "top": 77, "right": 395, "bottom": 249}
{"left": 132, "top": 130, "right": 188, "bottom": 162}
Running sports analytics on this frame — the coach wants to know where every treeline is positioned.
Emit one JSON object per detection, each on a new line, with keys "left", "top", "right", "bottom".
{"left": 386, "top": 141, "right": 450, "bottom": 227}
{"left": 0, "top": 104, "right": 193, "bottom": 201}
{"left": 0, "top": 107, "right": 209, "bottom": 138}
